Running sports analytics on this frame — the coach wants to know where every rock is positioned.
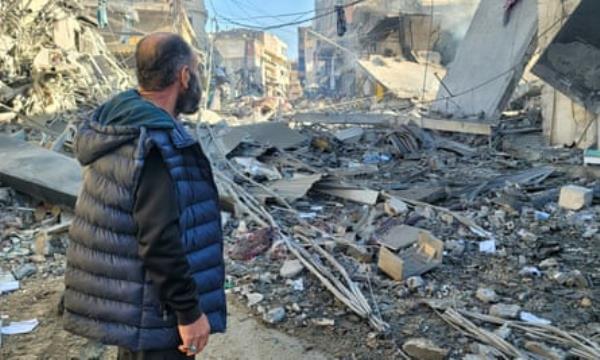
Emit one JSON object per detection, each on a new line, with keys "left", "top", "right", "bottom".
{"left": 12, "top": 263, "right": 37, "bottom": 280}
{"left": 554, "top": 270, "right": 589, "bottom": 288}
{"left": 406, "top": 276, "right": 425, "bottom": 290}
{"left": 384, "top": 197, "right": 408, "bottom": 216}
{"left": 476, "top": 288, "right": 499, "bottom": 303}
{"left": 280, "top": 259, "right": 304, "bottom": 278}
{"left": 559, "top": 185, "right": 593, "bottom": 210}
{"left": 539, "top": 258, "right": 559, "bottom": 269}
{"left": 489, "top": 304, "right": 521, "bottom": 319}
{"left": 517, "top": 229, "right": 538, "bottom": 243}
{"left": 311, "top": 318, "right": 335, "bottom": 326}
{"left": 246, "top": 293, "right": 264, "bottom": 307}
{"left": 519, "top": 266, "right": 541, "bottom": 277}
{"left": 402, "top": 338, "right": 449, "bottom": 360}
{"left": 263, "top": 307, "right": 286, "bottom": 324}
{"left": 580, "top": 297, "right": 592, "bottom": 308}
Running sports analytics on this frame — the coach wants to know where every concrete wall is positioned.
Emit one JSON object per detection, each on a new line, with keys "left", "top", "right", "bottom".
{"left": 537, "top": 0, "right": 598, "bottom": 148}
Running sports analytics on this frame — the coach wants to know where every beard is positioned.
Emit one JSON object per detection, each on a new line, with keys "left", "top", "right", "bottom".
{"left": 175, "top": 71, "right": 201, "bottom": 115}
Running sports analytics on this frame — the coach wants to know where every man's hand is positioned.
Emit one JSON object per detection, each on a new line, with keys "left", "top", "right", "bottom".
{"left": 178, "top": 314, "right": 211, "bottom": 356}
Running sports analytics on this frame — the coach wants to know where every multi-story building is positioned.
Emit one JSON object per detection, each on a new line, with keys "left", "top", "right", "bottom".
{"left": 214, "top": 29, "right": 291, "bottom": 98}
{"left": 84, "top": 0, "right": 209, "bottom": 60}
{"left": 298, "top": 26, "right": 318, "bottom": 90}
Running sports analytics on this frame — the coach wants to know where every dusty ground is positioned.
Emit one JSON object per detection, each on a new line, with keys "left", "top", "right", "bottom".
{"left": 0, "top": 277, "right": 330, "bottom": 360}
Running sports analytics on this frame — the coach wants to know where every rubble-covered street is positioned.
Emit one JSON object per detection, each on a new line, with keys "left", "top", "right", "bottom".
{"left": 1, "top": 0, "right": 600, "bottom": 359}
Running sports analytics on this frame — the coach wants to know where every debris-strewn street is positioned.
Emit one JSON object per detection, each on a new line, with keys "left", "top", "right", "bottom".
{"left": 2, "top": 0, "right": 600, "bottom": 359}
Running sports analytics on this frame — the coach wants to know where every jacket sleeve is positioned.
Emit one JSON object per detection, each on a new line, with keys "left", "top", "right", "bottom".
{"left": 133, "top": 147, "right": 203, "bottom": 325}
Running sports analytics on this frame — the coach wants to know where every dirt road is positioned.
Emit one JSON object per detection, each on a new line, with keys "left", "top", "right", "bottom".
{"left": 0, "top": 277, "right": 330, "bottom": 360}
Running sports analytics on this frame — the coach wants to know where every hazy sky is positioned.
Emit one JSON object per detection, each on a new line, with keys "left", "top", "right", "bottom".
{"left": 206, "top": 0, "right": 315, "bottom": 60}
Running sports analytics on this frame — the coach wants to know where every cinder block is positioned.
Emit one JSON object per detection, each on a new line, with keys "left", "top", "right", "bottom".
{"left": 559, "top": 185, "right": 593, "bottom": 210}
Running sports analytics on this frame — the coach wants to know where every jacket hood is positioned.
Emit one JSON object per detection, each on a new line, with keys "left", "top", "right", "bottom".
{"left": 75, "top": 89, "right": 175, "bottom": 166}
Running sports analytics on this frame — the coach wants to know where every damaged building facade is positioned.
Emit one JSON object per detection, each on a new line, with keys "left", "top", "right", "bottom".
{"left": 214, "top": 29, "right": 291, "bottom": 98}
{"left": 83, "top": 0, "right": 209, "bottom": 60}
{"left": 298, "top": 0, "right": 479, "bottom": 97}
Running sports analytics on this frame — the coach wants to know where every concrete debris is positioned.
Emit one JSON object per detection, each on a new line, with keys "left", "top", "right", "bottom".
{"left": 358, "top": 55, "right": 445, "bottom": 101}
{"left": 263, "top": 307, "right": 286, "bottom": 325}
{"left": 0, "top": 135, "right": 81, "bottom": 207}
{"left": 0, "top": 270, "right": 19, "bottom": 294}
{"left": 1, "top": 319, "right": 39, "bottom": 335}
{"left": 334, "top": 127, "right": 364, "bottom": 143}
{"left": 402, "top": 338, "right": 449, "bottom": 360}
{"left": 279, "top": 259, "right": 304, "bottom": 279}
{"left": 0, "top": 0, "right": 131, "bottom": 139}
{"left": 12, "top": 263, "right": 37, "bottom": 280}
{"left": 246, "top": 293, "right": 264, "bottom": 307}
{"left": 476, "top": 288, "right": 499, "bottom": 304}
{"left": 431, "top": 0, "right": 538, "bottom": 120}
{"left": 489, "top": 304, "right": 521, "bottom": 319}
{"left": 558, "top": 185, "right": 593, "bottom": 211}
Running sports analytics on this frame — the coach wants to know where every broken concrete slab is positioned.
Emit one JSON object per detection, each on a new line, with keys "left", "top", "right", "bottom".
{"left": 280, "top": 259, "right": 304, "bottom": 278}
{"left": 334, "top": 127, "right": 364, "bottom": 143}
{"left": 431, "top": 0, "right": 538, "bottom": 120}
{"left": 402, "top": 338, "right": 449, "bottom": 360}
{"left": 0, "top": 135, "right": 81, "bottom": 208}
{"left": 377, "top": 225, "right": 422, "bottom": 252}
{"left": 268, "top": 174, "right": 322, "bottom": 202}
{"left": 559, "top": 185, "right": 593, "bottom": 210}
{"left": 315, "top": 181, "right": 379, "bottom": 205}
{"left": 489, "top": 303, "right": 521, "bottom": 319}
{"left": 532, "top": 0, "right": 600, "bottom": 114}
{"left": 292, "top": 112, "right": 494, "bottom": 136}
{"left": 358, "top": 55, "right": 446, "bottom": 101}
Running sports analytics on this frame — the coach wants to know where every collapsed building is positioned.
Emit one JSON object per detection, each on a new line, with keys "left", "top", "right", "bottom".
{"left": 1, "top": 0, "right": 600, "bottom": 359}
{"left": 297, "top": 0, "right": 479, "bottom": 98}
{"left": 213, "top": 29, "right": 292, "bottom": 99}
{"left": 0, "top": 0, "right": 131, "bottom": 143}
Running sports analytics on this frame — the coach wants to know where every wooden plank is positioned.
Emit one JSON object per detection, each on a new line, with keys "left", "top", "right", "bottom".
{"left": 0, "top": 135, "right": 81, "bottom": 208}
{"left": 378, "top": 247, "right": 404, "bottom": 281}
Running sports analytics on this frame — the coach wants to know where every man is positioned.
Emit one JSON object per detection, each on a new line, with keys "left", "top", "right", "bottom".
{"left": 63, "top": 33, "right": 226, "bottom": 359}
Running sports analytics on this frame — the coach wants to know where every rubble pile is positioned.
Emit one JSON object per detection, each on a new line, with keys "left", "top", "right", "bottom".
{"left": 0, "top": 0, "right": 131, "bottom": 138}
{"left": 0, "top": 187, "right": 71, "bottom": 286}
{"left": 196, "top": 117, "right": 599, "bottom": 357}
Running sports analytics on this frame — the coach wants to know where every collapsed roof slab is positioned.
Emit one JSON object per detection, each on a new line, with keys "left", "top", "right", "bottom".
{"left": 532, "top": 0, "right": 600, "bottom": 114}
{"left": 431, "top": 0, "right": 538, "bottom": 121}
{"left": 0, "top": 135, "right": 81, "bottom": 208}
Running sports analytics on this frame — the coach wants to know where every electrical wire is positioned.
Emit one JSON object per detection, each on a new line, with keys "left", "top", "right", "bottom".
{"left": 215, "top": 0, "right": 368, "bottom": 31}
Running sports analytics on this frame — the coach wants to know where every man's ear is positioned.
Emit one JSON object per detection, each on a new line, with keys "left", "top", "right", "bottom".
{"left": 179, "top": 65, "right": 190, "bottom": 90}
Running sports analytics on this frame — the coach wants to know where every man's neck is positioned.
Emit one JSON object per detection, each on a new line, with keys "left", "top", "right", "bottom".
{"left": 138, "top": 88, "right": 178, "bottom": 117}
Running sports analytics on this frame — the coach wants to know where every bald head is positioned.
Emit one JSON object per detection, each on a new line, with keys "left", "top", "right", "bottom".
{"left": 135, "top": 32, "right": 194, "bottom": 91}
